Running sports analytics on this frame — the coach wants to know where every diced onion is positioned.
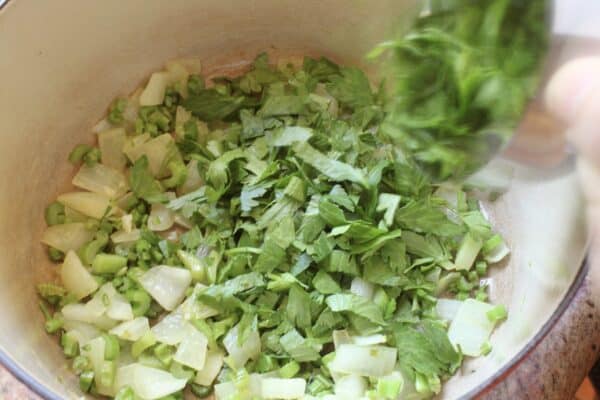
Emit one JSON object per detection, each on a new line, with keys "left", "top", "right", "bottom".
{"left": 455, "top": 233, "right": 483, "bottom": 271}
{"left": 332, "top": 330, "right": 352, "bottom": 349}
{"left": 335, "top": 375, "right": 367, "bottom": 398}
{"left": 97, "top": 127, "right": 127, "bottom": 171}
{"left": 60, "top": 251, "right": 99, "bottom": 300}
{"left": 214, "top": 374, "right": 262, "bottom": 400}
{"left": 151, "top": 313, "right": 190, "bottom": 345}
{"left": 173, "top": 327, "right": 208, "bottom": 371}
{"left": 57, "top": 191, "right": 113, "bottom": 220}
{"left": 447, "top": 299, "right": 497, "bottom": 357}
{"left": 147, "top": 203, "right": 175, "bottom": 231}
{"left": 194, "top": 351, "right": 224, "bottom": 386}
{"left": 63, "top": 320, "right": 101, "bottom": 345}
{"left": 328, "top": 345, "right": 397, "bottom": 377}
{"left": 177, "top": 160, "right": 203, "bottom": 195}
{"left": 350, "top": 277, "right": 374, "bottom": 300}
{"left": 82, "top": 336, "right": 115, "bottom": 396}
{"left": 41, "top": 223, "right": 95, "bottom": 253}
{"left": 352, "top": 334, "right": 387, "bottom": 346}
{"left": 138, "top": 266, "right": 192, "bottom": 311}
{"left": 139, "top": 72, "right": 170, "bottom": 106}
{"left": 98, "top": 283, "right": 134, "bottom": 321}
{"left": 72, "top": 163, "right": 128, "bottom": 198}
{"left": 261, "top": 377, "right": 307, "bottom": 399}
{"left": 111, "top": 229, "right": 141, "bottom": 244}
{"left": 115, "top": 363, "right": 187, "bottom": 400}
{"left": 110, "top": 317, "right": 150, "bottom": 341}
{"left": 436, "top": 299, "right": 463, "bottom": 322}
{"left": 223, "top": 323, "right": 261, "bottom": 368}
{"left": 124, "top": 134, "right": 175, "bottom": 178}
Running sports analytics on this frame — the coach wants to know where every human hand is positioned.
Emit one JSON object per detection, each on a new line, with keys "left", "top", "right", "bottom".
{"left": 546, "top": 57, "right": 600, "bottom": 299}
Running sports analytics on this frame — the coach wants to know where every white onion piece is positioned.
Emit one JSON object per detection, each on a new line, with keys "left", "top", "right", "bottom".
{"left": 151, "top": 313, "right": 190, "bottom": 345}
{"left": 335, "top": 375, "right": 367, "bottom": 398}
{"left": 352, "top": 334, "right": 387, "bottom": 346}
{"left": 447, "top": 299, "right": 496, "bottom": 357}
{"left": 111, "top": 229, "right": 141, "bottom": 244}
{"left": 332, "top": 330, "right": 352, "bottom": 349}
{"left": 92, "top": 118, "right": 112, "bottom": 133}
{"left": 82, "top": 336, "right": 115, "bottom": 396}
{"left": 328, "top": 345, "right": 397, "bottom": 377}
{"left": 57, "top": 191, "right": 113, "bottom": 220}
{"left": 63, "top": 320, "right": 101, "bottom": 345}
{"left": 72, "top": 163, "right": 128, "bottom": 198}
{"left": 97, "top": 127, "right": 127, "bottom": 171}
{"left": 42, "top": 223, "right": 95, "bottom": 253}
{"left": 261, "top": 378, "right": 307, "bottom": 399}
{"left": 175, "top": 284, "right": 219, "bottom": 320}
{"left": 60, "top": 251, "right": 98, "bottom": 300}
{"left": 121, "top": 214, "right": 133, "bottom": 233}
{"left": 350, "top": 277, "right": 374, "bottom": 300}
{"left": 147, "top": 203, "right": 175, "bottom": 231}
{"left": 178, "top": 160, "right": 203, "bottom": 195}
{"left": 115, "top": 363, "right": 187, "bottom": 400}
{"left": 139, "top": 266, "right": 192, "bottom": 311}
{"left": 123, "top": 133, "right": 150, "bottom": 163}
{"left": 223, "top": 323, "right": 261, "bottom": 368}
{"left": 215, "top": 374, "right": 262, "bottom": 400}
{"left": 140, "top": 72, "right": 170, "bottom": 106}
{"left": 173, "top": 327, "right": 208, "bottom": 371}
{"left": 124, "top": 134, "right": 175, "bottom": 178}
{"left": 110, "top": 317, "right": 150, "bottom": 341}
{"left": 194, "top": 351, "right": 224, "bottom": 386}
{"left": 98, "top": 283, "right": 134, "bottom": 321}
{"left": 436, "top": 299, "right": 463, "bottom": 322}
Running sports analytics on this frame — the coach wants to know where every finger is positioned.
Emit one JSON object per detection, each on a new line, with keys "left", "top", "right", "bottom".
{"left": 546, "top": 57, "right": 600, "bottom": 166}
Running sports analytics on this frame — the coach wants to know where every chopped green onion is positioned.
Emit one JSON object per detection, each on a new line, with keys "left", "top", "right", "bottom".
{"left": 79, "top": 370, "right": 95, "bottom": 393}
{"left": 486, "top": 304, "right": 508, "bottom": 323}
{"left": 114, "top": 386, "right": 135, "bottom": 400}
{"left": 103, "top": 334, "right": 120, "bottom": 361}
{"left": 45, "top": 202, "right": 66, "bottom": 226}
{"left": 61, "top": 332, "right": 79, "bottom": 358}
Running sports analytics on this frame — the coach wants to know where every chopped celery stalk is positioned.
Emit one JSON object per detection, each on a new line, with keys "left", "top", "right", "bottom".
{"left": 447, "top": 299, "right": 499, "bottom": 357}
{"left": 335, "top": 375, "right": 367, "bottom": 398}
{"left": 103, "top": 334, "right": 120, "bottom": 361}
{"left": 72, "top": 163, "right": 128, "bottom": 198}
{"left": 140, "top": 72, "right": 171, "bottom": 106}
{"left": 82, "top": 336, "right": 116, "bottom": 395}
{"left": 328, "top": 344, "right": 397, "bottom": 377}
{"left": 78, "top": 231, "right": 109, "bottom": 266}
{"left": 278, "top": 361, "right": 300, "bottom": 379}
{"left": 376, "top": 372, "right": 404, "bottom": 399}
{"left": 138, "top": 266, "right": 192, "bottom": 311}
{"left": 98, "top": 127, "right": 127, "bottom": 171}
{"left": 173, "top": 327, "right": 208, "bottom": 371}
{"left": 190, "top": 384, "right": 212, "bottom": 398}
{"left": 125, "top": 289, "right": 152, "bottom": 317}
{"left": 115, "top": 363, "right": 187, "bottom": 400}
{"left": 261, "top": 377, "right": 307, "bottom": 399}
{"left": 79, "top": 370, "right": 95, "bottom": 392}
{"left": 176, "top": 250, "right": 206, "bottom": 283}
{"left": 131, "top": 331, "right": 157, "bottom": 358}
{"left": 69, "top": 144, "right": 93, "bottom": 164}
{"left": 110, "top": 317, "right": 150, "bottom": 341}
{"left": 57, "top": 191, "right": 113, "bottom": 220}
{"left": 60, "top": 250, "right": 99, "bottom": 300}
{"left": 163, "top": 160, "right": 188, "bottom": 189}
{"left": 42, "top": 222, "right": 95, "bottom": 253}
{"left": 61, "top": 331, "right": 80, "bottom": 358}
{"left": 147, "top": 203, "right": 175, "bottom": 231}
{"left": 193, "top": 351, "right": 224, "bottom": 386}
{"left": 223, "top": 323, "right": 261, "bottom": 369}
{"left": 486, "top": 304, "right": 508, "bottom": 323}
{"left": 92, "top": 253, "right": 128, "bottom": 274}
{"left": 482, "top": 234, "right": 510, "bottom": 263}
{"left": 154, "top": 343, "right": 175, "bottom": 366}
{"left": 48, "top": 247, "right": 65, "bottom": 262}
{"left": 454, "top": 233, "right": 483, "bottom": 271}
{"left": 45, "top": 201, "right": 65, "bottom": 226}
{"left": 435, "top": 299, "right": 463, "bottom": 322}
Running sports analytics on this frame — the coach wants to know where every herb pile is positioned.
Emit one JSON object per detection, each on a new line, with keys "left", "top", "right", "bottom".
{"left": 38, "top": 1, "right": 545, "bottom": 399}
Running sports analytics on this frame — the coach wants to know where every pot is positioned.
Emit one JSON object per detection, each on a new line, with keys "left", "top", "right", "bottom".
{"left": 0, "top": 0, "right": 589, "bottom": 399}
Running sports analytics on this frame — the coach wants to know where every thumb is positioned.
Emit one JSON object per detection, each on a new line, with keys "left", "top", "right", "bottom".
{"left": 545, "top": 57, "right": 600, "bottom": 163}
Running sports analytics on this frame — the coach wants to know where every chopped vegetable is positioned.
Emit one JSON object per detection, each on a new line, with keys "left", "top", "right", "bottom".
{"left": 37, "top": 3, "right": 546, "bottom": 394}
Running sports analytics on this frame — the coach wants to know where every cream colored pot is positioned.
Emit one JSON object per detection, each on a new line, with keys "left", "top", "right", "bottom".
{"left": 0, "top": 0, "right": 587, "bottom": 399}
